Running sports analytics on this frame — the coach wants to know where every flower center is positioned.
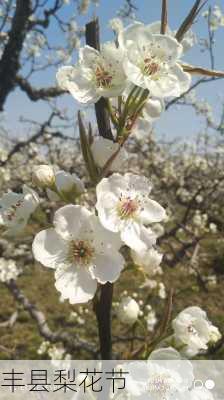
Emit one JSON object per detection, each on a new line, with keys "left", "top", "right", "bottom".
{"left": 5, "top": 200, "right": 23, "bottom": 222}
{"left": 148, "top": 373, "right": 172, "bottom": 398}
{"left": 95, "top": 65, "right": 113, "bottom": 88}
{"left": 187, "top": 324, "right": 198, "bottom": 335}
{"left": 69, "top": 240, "right": 94, "bottom": 266}
{"left": 117, "top": 197, "right": 139, "bottom": 219}
{"left": 143, "top": 57, "right": 160, "bottom": 76}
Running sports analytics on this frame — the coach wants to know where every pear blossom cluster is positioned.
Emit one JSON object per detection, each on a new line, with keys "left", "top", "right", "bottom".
{"left": 57, "top": 20, "right": 192, "bottom": 120}
{"left": 0, "top": 124, "right": 223, "bottom": 359}
{"left": 0, "top": 4, "right": 223, "bottom": 362}
{"left": 0, "top": 185, "right": 40, "bottom": 236}
{"left": 0, "top": 258, "right": 21, "bottom": 282}
{"left": 117, "top": 296, "right": 140, "bottom": 325}
{"left": 37, "top": 341, "right": 71, "bottom": 362}
{"left": 172, "top": 307, "right": 221, "bottom": 357}
{"left": 31, "top": 169, "right": 166, "bottom": 304}
{"left": 202, "top": 5, "right": 224, "bottom": 31}
{"left": 33, "top": 164, "right": 85, "bottom": 202}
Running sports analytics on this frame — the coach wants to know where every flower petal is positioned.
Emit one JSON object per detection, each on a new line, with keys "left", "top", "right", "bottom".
{"left": 95, "top": 192, "right": 120, "bottom": 233}
{"left": 170, "top": 63, "right": 191, "bottom": 94}
{"left": 121, "top": 223, "right": 157, "bottom": 252}
{"left": 124, "top": 59, "right": 146, "bottom": 88}
{"left": 90, "top": 215, "right": 123, "bottom": 251}
{"left": 140, "top": 198, "right": 166, "bottom": 223}
{"left": 152, "top": 34, "right": 183, "bottom": 64}
{"left": 55, "top": 264, "right": 97, "bottom": 304}
{"left": 32, "top": 228, "right": 67, "bottom": 269}
{"left": 120, "top": 222, "right": 146, "bottom": 252}
{"left": 90, "top": 250, "right": 124, "bottom": 284}
{"left": 79, "top": 45, "right": 99, "bottom": 65}
{"left": 53, "top": 205, "right": 92, "bottom": 239}
{"left": 56, "top": 65, "right": 99, "bottom": 104}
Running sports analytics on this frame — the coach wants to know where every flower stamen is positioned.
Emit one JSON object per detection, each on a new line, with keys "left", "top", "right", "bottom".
{"left": 95, "top": 65, "right": 113, "bottom": 88}
{"left": 69, "top": 240, "right": 94, "bottom": 266}
{"left": 5, "top": 200, "right": 24, "bottom": 222}
{"left": 117, "top": 197, "right": 139, "bottom": 219}
{"left": 143, "top": 58, "right": 160, "bottom": 76}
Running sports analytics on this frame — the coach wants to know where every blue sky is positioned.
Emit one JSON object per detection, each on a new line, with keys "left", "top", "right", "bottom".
{"left": 4, "top": 0, "right": 224, "bottom": 142}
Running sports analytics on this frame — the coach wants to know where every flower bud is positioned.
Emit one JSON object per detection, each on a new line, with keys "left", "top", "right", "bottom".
{"left": 55, "top": 171, "right": 84, "bottom": 198}
{"left": 209, "top": 325, "right": 221, "bottom": 344}
{"left": 91, "top": 137, "right": 127, "bottom": 171}
{"left": 33, "top": 165, "right": 55, "bottom": 188}
{"left": 117, "top": 296, "right": 140, "bottom": 325}
{"left": 131, "top": 247, "right": 163, "bottom": 277}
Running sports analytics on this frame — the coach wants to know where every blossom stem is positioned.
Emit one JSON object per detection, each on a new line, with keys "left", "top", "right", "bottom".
{"left": 160, "top": 0, "right": 168, "bottom": 34}
{"left": 85, "top": 18, "right": 114, "bottom": 361}
{"left": 85, "top": 19, "right": 114, "bottom": 141}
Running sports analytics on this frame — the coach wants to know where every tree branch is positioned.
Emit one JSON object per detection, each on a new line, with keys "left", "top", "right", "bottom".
{"left": 85, "top": 19, "right": 114, "bottom": 141}
{"left": 175, "top": 0, "right": 207, "bottom": 42}
{"left": 160, "top": 0, "right": 168, "bottom": 34}
{"left": 85, "top": 18, "right": 114, "bottom": 360}
{"left": 165, "top": 76, "right": 223, "bottom": 110}
{"left": 6, "top": 279, "right": 96, "bottom": 357}
{"left": 15, "top": 75, "right": 65, "bottom": 101}
{"left": 0, "top": 112, "right": 57, "bottom": 167}
{"left": 0, "top": 0, "right": 32, "bottom": 110}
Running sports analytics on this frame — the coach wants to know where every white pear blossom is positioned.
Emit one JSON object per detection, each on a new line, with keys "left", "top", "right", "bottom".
{"left": 209, "top": 325, "right": 222, "bottom": 343}
{"left": 144, "top": 97, "right": 165, "bottom": 119}
{"left": 56, "top": 42, "right": 127, "bottom": 104}
{"left": 126, "top": 357, "right": 193, "bottom": 399}
{"left": 158, "top": 282, "right": 166, "bottom": 299}
{"left": 48, "top": 344, "right": 68, "bottom": 360}
{"left": 149, "top": 347, "right": 182, "bottom": 360}
{"left": 47, "top": 343, "right": 72, "bottom": 369}
{"left": 37, "top": 341, "right": 50, "bottom": 355}
{"left": 32, "top": 205, "right": 124, "bottom": 304}
{"left": 172, "top": 307, "right": 221, "bottom": 357}
{"left": 145, "top": 305, "right": 158, "bottom": 332}
{"left": 189, "top": 387, "right": 214, "bottom": 400}
{"left": 133, "top": 97, "right": 164, "bottom": 139}
{"left": 46, "top": 188, "right": 61, "bottom": 202}
{"left": 152, "top": 223, "right": 165, "bottom": 238}
{"left": 117, "top": 296, "right": 140, "bottom": 325}
{"left": 109, "top": 17, "right": 123, "bottom": 36}
{"left": 32, "top": 164, "right": 55, "bottom": 188}
{"left": 209, "top": 222, "right": 217, "bottom": 234}
{"left": 91, "top": 137, "right": 127, "bottom": 171}
{"left": 119, "top": 21, "right": 191, "bottom": 97}
{"left": 55, "top": 170, "right": 85, "bottom": 197}
{"left": 0, "top": 185, "right": 40, "bottom": 236}
{"left": 0, "top": 258, "right": 21, "bottom": 282}
{"left": 180, "top": 29, "right": 197, "bottom": 53}
{"left": 131, "top": 247, "right": 163, "bottom": 276}
{"left": 96, "top": 173, "right": 166, "bottom": 251}
{"left": 203, "top": 5, "right": 224, "bottom": 31}
{"left": 133, "top": 118, "right": 153, "bottom": 140}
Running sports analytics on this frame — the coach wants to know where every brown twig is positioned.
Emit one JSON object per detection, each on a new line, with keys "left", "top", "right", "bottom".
{"left": 15, "top": 75, "right": 65, "bottom": 101}
{"left": 0, "top": 112, "right": 57, "bottom": 167}
{"left": 160, "top": 0, "right": 168, "bottom": 34}
{"left": 0, "top": 0, "right": 32, "bottom": 110}
{"left": 131, "top": 289, "right": 174, "bottom": 359}
{"left": 0, "top": 311, "right": 18, "bottom": 328}
{"left": 6, "top": 279, "right": 96, "bottom": 357}
{"left": 175, "top": 0, "right": 207, "bottom": 43}
{"left": 182, "top": 63, "right": 224, "bottom": 78}
{"left": 85, "top": 18, "right": 114, "bottom": 360}
{"left": 85, "top": 18, "right": 114, "bottom": 141}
